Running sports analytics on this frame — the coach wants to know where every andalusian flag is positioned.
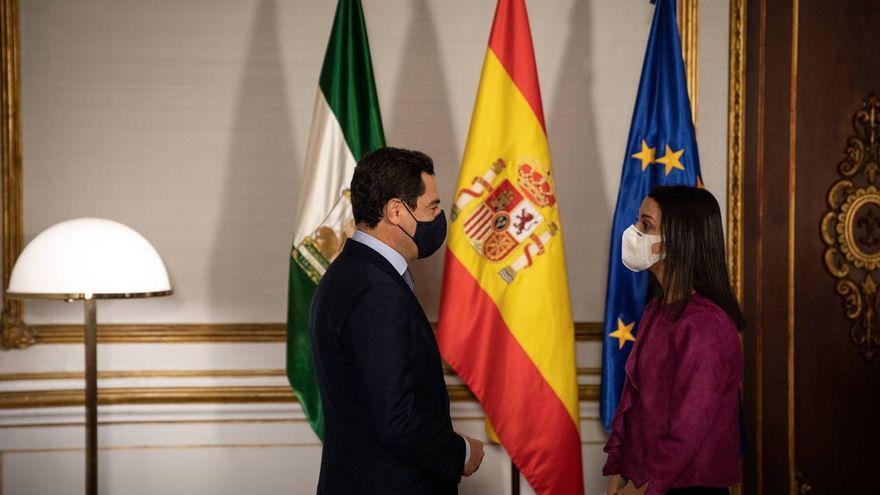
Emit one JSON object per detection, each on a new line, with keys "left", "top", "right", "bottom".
{"left": 286, "top": 0, "right": 384, "bottom": 440}
{"left": 437, "top": 1, "right": 583, "bottom": 493}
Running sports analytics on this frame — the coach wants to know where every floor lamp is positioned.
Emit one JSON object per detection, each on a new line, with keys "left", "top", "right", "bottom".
{"left": 7, "top": 218, "right": 173, "bottom": 495}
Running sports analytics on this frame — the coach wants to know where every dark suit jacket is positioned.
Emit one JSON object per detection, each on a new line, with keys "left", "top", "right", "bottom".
{"left": 310, "top": 239, "right": 466, "bottom": 494}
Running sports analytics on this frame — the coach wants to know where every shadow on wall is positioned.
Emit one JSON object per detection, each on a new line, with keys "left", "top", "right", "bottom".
{"left": 547, "top": 0, "right": 610, "bottom": 317}
{"left": 209, "top": 0, "right": 298, "bottom": 320}
{"left": 386, "top": 0, "right": 457, "bottom": 319}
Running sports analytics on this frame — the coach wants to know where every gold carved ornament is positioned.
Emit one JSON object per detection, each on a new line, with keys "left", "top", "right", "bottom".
{"left": 821, "top": 93, "right": 880, "bottom": 361}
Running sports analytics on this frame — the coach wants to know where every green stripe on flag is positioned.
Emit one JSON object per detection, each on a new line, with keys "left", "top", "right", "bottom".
{"left": 319, "top": 0, "right": 386, "bottom": 160}
{"left": 287, "top": 259, "right": 323, "bottom": 438}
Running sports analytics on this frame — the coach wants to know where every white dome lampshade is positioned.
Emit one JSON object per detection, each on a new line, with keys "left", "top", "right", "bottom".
{"left": 7, "top": 218, "right": 172, "bottom": 299}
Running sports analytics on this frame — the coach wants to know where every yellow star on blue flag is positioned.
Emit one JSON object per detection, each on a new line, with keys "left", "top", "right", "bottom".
{"left": 608, "top": 318, "right": 636, "bottom": 349}
{"left": 632, "top": 139, "right": 656, "bottom": 171}
{"left": 655, "top": 144, "right": 685, "bottom": 175}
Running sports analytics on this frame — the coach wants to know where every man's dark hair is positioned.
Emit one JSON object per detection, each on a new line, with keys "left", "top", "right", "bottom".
{"left": 350, "top": 147, "right": 435, "bottom": 228}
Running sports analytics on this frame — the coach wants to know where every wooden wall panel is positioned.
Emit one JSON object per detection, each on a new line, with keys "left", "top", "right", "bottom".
{"left": 741, "top": 0, "right": 880, "bottom": 493}
{"left": 792, "top": 0, "right": 880, "bottom": 492}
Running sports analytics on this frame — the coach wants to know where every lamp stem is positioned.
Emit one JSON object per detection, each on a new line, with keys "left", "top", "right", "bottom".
{"left": 84, "top": 298, "right": 98, "bottom": 495}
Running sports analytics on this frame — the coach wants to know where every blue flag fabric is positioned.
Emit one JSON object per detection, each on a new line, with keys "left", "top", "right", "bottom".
{"left": 600, "top": 0, "right": 703, "bottom": 431}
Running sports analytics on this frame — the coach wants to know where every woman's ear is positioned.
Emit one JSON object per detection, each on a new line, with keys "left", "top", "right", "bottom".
{"left": 651, "top": 240, "right": 664, "bottom": 255}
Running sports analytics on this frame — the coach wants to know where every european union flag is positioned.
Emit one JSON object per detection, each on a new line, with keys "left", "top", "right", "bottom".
{"left": 600, "top": 0, "right": 702, "bottom": 430}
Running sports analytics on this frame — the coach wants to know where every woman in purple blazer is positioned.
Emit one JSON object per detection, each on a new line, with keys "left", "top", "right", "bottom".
{"left": 604, "top": 186, "right": 744, "bottom": 495}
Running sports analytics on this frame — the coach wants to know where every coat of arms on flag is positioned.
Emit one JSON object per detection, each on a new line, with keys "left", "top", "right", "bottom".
{"left": 291, "top": 191, "right": 356, "bottom": 285}
{"left": 451, "top": 158, "right": 559, "bottom": 284}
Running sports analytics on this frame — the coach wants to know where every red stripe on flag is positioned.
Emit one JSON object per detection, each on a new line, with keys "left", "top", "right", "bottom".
{"left": 487, "top": 0, "right": 547, "bottom": 133}
{"left": 437, "top": 250, "right": 583, "bottom": 495}
{"left": 464, "top": 205, "right": 491, "bottom": 236}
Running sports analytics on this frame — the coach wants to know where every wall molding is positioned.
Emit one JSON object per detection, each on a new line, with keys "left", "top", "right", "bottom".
{"left": 0, "top": 369, "right": 287, "bottom": 381}
{"left": 0, "top": 368, "right": 601, "bottom": 409}
{"left": 0, "top": 384, "right": 600, "bottom": 409}
{"left": 0, "top": 367, "right": 601, "bottom": 382}
{"left": 29, "top": 323, "right": 292, "bottom": 345}
{"left": 11, "top": 321, "right": 605, "bottom": 345}
{"left": 0, "top": 401, "right": 603, "bottom": 435}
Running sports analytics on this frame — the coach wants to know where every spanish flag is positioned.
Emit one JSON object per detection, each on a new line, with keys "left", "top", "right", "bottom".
{"left": 436, "top": 1, "right": 583, "bottom": 493}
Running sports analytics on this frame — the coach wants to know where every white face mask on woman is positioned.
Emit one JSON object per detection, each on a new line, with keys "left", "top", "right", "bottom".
{"left": 621, "top": 224, "right": 664, "bottom": 272}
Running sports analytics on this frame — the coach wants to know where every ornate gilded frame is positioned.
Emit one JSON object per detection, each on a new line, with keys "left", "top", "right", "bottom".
{"left": 727, "top": 0, "right": 745, "bottom": 302}
{"left": 0, "top": 0, "right": 729, "bottom": 354}
{"left": 0, "top": 0, "right": 28, "bottom": 349}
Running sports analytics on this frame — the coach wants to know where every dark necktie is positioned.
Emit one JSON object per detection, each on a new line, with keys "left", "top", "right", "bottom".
{"left": 402, "top": 268, "right": 415, "bottom": 292}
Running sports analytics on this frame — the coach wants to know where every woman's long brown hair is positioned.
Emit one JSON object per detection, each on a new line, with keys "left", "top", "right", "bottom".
{"left": 647, "top": 185, "right": 746, "bottom": 330}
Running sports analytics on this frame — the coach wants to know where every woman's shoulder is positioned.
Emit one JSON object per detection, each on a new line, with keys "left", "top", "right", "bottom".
{"left": 676, "top": 294, "right": 740, "bottom": 344}
{"left": 686, "top": 293, "right": 734, "bottom": 321}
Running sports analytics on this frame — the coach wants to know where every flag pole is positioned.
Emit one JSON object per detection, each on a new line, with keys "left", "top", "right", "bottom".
{"left": 511, "top": 460, "right": 520, "bottom": 495}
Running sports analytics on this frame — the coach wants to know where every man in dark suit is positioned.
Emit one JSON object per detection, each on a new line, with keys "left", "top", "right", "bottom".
{"left": 310, "top": 147, "right": 485, "bottom": 494}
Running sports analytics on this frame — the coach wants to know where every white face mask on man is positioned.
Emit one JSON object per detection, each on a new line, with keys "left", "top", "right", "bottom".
{"left": 621, "top": 224, "right": 664, "bottom": 272}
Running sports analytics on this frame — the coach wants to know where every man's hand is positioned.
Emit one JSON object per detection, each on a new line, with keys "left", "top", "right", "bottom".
{"left": 619, "top": 480, "right": 648, "bottom": 495}
{"left": 607, "top": 474, "right": 626, "bottom": 495}
{"left": 462, "top": 434, "right": 484, "bottom": 477}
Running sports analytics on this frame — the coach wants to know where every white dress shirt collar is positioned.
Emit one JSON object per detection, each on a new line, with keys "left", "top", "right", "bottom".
{"left": 351, "top": 230, "right": 408, "bottom": 276}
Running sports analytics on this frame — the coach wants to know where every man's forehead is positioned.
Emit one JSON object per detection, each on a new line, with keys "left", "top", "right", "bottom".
{"left": 419, "top": 192, "right": 441, "bottom": 206}
{"left": 419, "top": 173, "right": 439, "bottom": 200}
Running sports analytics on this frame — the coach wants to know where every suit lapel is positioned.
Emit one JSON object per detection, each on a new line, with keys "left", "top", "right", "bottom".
{"left": 342, "top": 240, "right": 411, "bottom": 292}
{"left": 342, "top": 240, "right": 436, "bottom": 339}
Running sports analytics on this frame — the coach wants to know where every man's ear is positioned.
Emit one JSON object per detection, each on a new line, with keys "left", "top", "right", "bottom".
{"left": 384, "top": 199, "right": 402, "bottom": 226}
